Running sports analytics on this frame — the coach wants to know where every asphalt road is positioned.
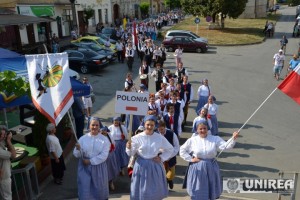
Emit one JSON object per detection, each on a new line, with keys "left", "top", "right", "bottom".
{"left": 39, "top": 6, "right": 300, "bottom": 200}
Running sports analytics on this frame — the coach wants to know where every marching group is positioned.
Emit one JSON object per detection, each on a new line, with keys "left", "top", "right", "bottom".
{"left": 43, "top": 15, "right": 240, "bottom": 200}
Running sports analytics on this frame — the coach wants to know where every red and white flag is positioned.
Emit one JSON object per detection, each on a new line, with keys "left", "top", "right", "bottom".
{"left": 132, "top": 21, "right": 138, "bottom": 47}
{"left": 26, "top": 53, "right": 74, "bottom": 125}
{"left": 278, "top": 64, "right": 300, "bottom": 105}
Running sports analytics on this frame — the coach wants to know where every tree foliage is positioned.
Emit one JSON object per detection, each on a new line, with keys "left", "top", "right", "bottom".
{"left": 0, "top": 71, "right": 30, "bottom": 97}
{"left": 140, "top": 2, "right": 150, "bottom": 18}
{"left": 181, "top": 0, "right": 248, "bottom": 23}
{"left": 165, "top": 0, "right": 182, "bottom": 10}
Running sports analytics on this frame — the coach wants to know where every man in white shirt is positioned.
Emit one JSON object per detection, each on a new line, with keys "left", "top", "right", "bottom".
{"left": 273, "top": 49, "right": 285, "bottom": 81}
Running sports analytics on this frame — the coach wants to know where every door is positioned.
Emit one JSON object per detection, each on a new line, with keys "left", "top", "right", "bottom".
{"left": 26, "top": 24, "right": 35, "bottom": 45}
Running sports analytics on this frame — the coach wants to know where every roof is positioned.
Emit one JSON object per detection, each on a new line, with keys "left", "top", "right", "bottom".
{"left": 166, "top": 30, "right": 192, "bottom": 33}
{"left": 0, "top": 14, "right": 54, "bottom": 26}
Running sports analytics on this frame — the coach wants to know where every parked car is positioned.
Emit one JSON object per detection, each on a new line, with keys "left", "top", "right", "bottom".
{"left": 64, "top": 49, "right": 109, "bottom": 74}
{"left": 101, "top": 27, "right": 118, "bottom": 41}
{"left": 162, "top": 36, "right": 208, "bottom": 53}
{"left": 72, "top": 36, "right": 116, "bottom": 52}
{"left": 165, "top": 30, "right": 208, "bottom": 44}
{"left": 71, "top": 42, "right": 117, "bottom": 62}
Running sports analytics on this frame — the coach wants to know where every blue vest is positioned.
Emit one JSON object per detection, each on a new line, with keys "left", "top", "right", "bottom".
{"left": 164, "top": 129, "right": 177, "bottom": 167}
{"left": 181, "top": 83, "right": 192, "bottom": 102}
{"left": 163, "top": 114, "right": 179, "bottom": 135}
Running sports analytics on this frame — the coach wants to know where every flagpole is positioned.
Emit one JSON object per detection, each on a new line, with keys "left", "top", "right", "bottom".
{"left": 128, "top": 114, "right": 133, "bottom": 141}
{"left": 67, "top": 111, "right": 78, "bottom": 142}
{"left": 216, "top": 87, "right": 278, "bottom": 159}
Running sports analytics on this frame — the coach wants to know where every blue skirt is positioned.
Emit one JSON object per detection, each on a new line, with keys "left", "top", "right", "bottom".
{"left": 77, "top": 160, "right": 109, "bottom": 200}
{"left": 131, "top": 157, "right": 168, "bottom": 200}
{"left": 186, "top": 159, "right": 222, "bottom": 200}
{"left": 115, "top": 140, "right": 129, "bottom": 169}
{"left": 106, "top": 151, "right": 119, "bottom": 181}
{"left": 195, "top": 95, "right": 209, "bottom": 114}
{"left": 210, "top": 115, "right": 218, "bottom": 136}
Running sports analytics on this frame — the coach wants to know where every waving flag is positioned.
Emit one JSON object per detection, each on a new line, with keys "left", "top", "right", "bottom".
{"left": 278, "top": 64, "right": 300, "bottom": 105}
{"left": 26, "top": 53, "right": 74, "bottom": 125}
{"left": 132, "top": 21, "right": 138, "bottom": 47}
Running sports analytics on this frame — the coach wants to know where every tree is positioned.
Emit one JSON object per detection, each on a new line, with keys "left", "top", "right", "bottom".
{"left": 140, "top": 2, "right": 150, "bottom": 18}
{"left": 0, "top": 71, "right": 30, "bottom": 98}
{"left": 181, "top": 0, "right": 247, "bottom": 26}
{"left": 165, "top": 0, "right": 182, "bottom": 10}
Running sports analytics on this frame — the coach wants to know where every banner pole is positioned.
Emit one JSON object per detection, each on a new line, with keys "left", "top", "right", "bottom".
{"left": 67, "top": 111, "right": 78, "bottom": 142}
{"left": 216, "top": 87, "right": 278, "bottom": 159}
{"left": 128, "top": 114, "right": 133, "bottom": 141}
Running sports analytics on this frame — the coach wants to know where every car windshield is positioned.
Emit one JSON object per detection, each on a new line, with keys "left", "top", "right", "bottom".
{"left": 96, "top": 38, "right": 104, "bottom": 45}
{"left": 89, "top": 44, "right": 102, "bottom": 51}
{"left": 190, "top": 32, "right": 200, "bottom": 38}
{"left": 83, "top": 50, "right": 99, "bottom": 58}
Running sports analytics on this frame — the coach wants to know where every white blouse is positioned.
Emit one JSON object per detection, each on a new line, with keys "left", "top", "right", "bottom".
{"left": 180, "top": 134, "right": 236, "bottom": 162}
{"left": 197, "top": 85, "right": 210, "bottom": 97}
{"left": 73, "top": 133, "right": 110, "bottom": 165}
{"left": 204, "top": 103, "right": 218, "bottom": 115}
{"left": 126, "top": 132, "right": 174, "bottom": 162}
{"left": 108, "top": 124, "right": 128, "bottom": 140}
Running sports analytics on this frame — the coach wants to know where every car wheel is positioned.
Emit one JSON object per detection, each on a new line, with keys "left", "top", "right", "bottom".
{"left": 196, "top": 48, "right": 202, "bottom": 53}
{"left": 80, "top": 65, "right": 89, "bottom": 74}
{"left": 168, "top": 47, "right": 174, "bottom": 52}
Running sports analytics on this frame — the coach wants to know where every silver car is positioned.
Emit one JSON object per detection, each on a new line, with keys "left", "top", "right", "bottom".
{"left": 165, "top": 30, "right": 208, "bottom": 44}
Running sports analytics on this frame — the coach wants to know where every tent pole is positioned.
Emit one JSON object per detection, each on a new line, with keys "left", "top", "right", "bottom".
{"left": 3, "top": 108, "right": 8, "bottom": 128}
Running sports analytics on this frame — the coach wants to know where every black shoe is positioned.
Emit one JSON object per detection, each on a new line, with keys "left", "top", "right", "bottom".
{"left": 168, "top": 180, "right": 174, "bottom": 189}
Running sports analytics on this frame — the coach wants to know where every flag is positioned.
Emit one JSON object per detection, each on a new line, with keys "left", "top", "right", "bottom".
{"left": 123, "top": 17, "right": 127, "bottom": 31}
{"left": 26, "top": 53, "right": 74, "bottom": 125}
{"left": 278, "top": 64, "right": 300, "bottom": 105}
{"left": 132, "top": 21, "right": 138, "bottom": 47}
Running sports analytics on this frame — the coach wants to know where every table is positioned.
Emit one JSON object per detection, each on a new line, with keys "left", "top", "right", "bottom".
{"left": 10, "top": 125, "right": 32, "bottom": 145}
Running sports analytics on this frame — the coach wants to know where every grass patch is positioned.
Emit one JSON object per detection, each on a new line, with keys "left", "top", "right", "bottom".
{"left": 162, "top": 13, "right": 281, "bottom": 45}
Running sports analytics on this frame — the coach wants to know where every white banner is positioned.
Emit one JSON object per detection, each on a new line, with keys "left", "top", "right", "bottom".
{"left": 26, "top": 53, "right": 74, "bottom": 125}
{"left": 115, "top": 91, "right": 149, "bottom": 115}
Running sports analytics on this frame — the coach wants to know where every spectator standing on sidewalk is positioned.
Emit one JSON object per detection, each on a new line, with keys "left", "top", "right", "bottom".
{"left": 45, "top": 123, "right": 66, "bottom": 185}
{"left": 0, "top": 126, "right": 16, "bottom": 200}
{"left": 51, "top": 33, "right": 59, "bottom": 53}
{"left": 82, "top": 77, "right": 93, "bottom": 118}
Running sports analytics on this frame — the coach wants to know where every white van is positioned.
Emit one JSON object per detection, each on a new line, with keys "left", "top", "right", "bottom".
{"left": 165, "top": 30, "right": 208, "bottom": 44}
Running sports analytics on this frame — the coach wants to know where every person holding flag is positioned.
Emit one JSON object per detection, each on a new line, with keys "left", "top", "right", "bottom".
{"left": 73, "top": 117, "right": 110, "bottom": 200}
{"left": 180, "top": 122, "right": 239, "bottom": 200}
